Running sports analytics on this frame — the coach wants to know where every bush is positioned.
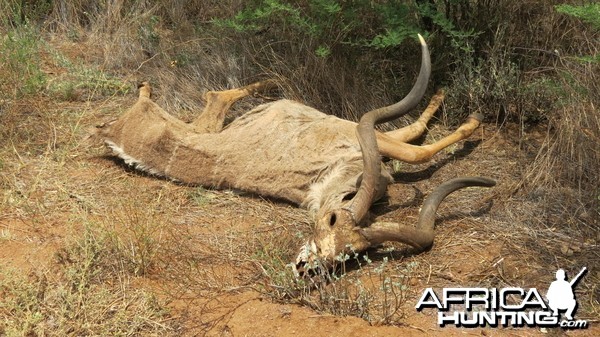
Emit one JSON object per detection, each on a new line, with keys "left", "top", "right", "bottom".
{"left": 556, "top": 3, "right": 600, "bottom": 30}
{"left": 524, "top": 2, "right": 600, "bottom": 223}
{"left": 213, "top": 0, "right": 483, "bottom": 119}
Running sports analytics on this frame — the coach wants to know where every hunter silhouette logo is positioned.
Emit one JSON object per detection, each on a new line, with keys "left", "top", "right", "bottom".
{"left": 546, "top": 267, "right": 587, "bottom": 321}
{"left": 415, "top": 267, "right": 589, "bottom": 329}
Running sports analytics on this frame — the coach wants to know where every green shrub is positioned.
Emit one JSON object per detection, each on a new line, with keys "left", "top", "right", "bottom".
{"left": 0, "top": 25, "right": 46, "bottom": 98}
{"left": 555, "top": 3, "right": 599, "bottom": 64}
{"left": 556, "top": 3, "right": 600, "bottom": 30}
{"left": 216, "top": 0, "right": 477, "bottom": 53}
{"left": 46, "top": 60, "right": 131, "bottom": 101}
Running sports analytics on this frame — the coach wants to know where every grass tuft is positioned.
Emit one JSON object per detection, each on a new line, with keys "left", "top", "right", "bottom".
{"left": 1, "top": 228, "right": 179, "bottom": 336}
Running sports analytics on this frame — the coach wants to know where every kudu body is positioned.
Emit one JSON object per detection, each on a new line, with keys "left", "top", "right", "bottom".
{"left": 96, "top": 36, "right": 495, "bottom": 273}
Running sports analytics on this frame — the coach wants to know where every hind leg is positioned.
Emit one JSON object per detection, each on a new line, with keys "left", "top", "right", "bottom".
{"left": 384, "top": 89, "right": 444, "bottom": 143}
{"left": 191, "top": 80, "right": 277, "bottom": 133}
{"left": 377, "top": 113, "right": 482, "bottom": 163}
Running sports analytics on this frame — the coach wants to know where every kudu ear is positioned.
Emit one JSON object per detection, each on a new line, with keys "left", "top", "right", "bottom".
{"left": 82, "top": 118, "right": 118, "bottom": 147}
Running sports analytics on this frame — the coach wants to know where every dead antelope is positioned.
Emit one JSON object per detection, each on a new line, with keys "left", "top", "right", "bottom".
{"left": 95, "top": 35, "right": 495, "bottom": 275}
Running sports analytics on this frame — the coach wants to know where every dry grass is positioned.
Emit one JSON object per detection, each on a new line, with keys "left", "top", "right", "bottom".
{"left": 0, "top": 268, "right": 177, "bottom": 336}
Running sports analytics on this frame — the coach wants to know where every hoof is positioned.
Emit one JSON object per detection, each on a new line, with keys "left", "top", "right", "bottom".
{"left": 138, "top": 81, "right": 152, "bottom": 98}
{"left": 468, "top": 112, "right": 484, "bottom": 122}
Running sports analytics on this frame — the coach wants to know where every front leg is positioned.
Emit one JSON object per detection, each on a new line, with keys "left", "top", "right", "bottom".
{"left": 191, "top": 80, "right": 278, "bottom": 133}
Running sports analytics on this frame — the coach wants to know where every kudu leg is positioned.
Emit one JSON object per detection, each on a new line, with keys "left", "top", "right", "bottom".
{"left": 377, "top": 113, "right": 482, "bottom": 164}
{"left": 191, "top": 80, "right": 277, "bottom": 133}
{"left": 384, "top": 89, "right": 445, "bottom": 143}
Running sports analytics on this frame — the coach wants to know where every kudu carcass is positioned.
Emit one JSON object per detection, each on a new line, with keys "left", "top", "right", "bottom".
{"left": 95, "top": 35, "right": 495, "bottom": 275}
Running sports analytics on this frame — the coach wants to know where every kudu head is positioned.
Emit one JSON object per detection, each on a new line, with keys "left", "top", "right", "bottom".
{"left": 294, "top": 35, "right": 496, "bottom": 276}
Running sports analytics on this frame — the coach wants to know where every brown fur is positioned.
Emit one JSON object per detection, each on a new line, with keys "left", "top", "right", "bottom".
{"left": 98, "top": 95, "right": 382, "bottom": 207}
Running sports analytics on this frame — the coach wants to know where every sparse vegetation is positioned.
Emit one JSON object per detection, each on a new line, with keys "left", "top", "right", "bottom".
{"left": 0, "top": 0, "right": 598, "bottom": 335}
{"left": 0, "top": 25, "right": 46, "bottom": 97}
{"left": 1, "top": 226, "right": 178, "bottom": 336}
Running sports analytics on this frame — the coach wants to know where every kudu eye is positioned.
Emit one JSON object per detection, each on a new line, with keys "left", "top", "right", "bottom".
{"left": 342, "top": 192, "right": 356, "bottom": 201}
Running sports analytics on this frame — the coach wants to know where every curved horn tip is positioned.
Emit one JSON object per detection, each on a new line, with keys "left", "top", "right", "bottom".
{"left": 418, "top": 34, "right": 426, "bottom": 46}
{"left": 467, "top": 177, "right": 496, "bottom": 187}
{"left": 481, "top": 177, "right": 497, "bottom": 187}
